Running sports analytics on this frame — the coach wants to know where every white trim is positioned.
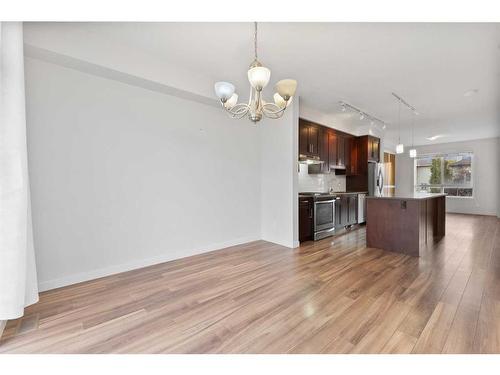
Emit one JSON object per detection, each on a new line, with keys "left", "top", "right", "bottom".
{"left": 37, "top": 235, "right": 260, "bottom": 292}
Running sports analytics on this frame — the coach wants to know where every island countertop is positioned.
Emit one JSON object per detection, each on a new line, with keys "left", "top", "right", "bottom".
{"left": 366, "top": 193, "right": 446, "bottom": 256}
{"left": 366, "top": 193, "right": 446, "bottom": 201}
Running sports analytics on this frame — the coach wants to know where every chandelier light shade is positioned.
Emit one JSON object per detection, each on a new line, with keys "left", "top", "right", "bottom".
{"left": 275, "top": 79, "right": 297, "bottom": 100}
{"left": 396, "top": 143, "right": 404, "bottom": 154}
{"left": 214, "top": 82, "right": 235, "bottom": 102}
{"left": 224, "top": 93, "right": 238, "bottom": 109}
{"left": 248, "top": 66, "right": 271, "bottom": 90}
{"left": 409, "top": 148, "right": 417, "bottom": 158}
{"left": 214, "top": 22, "right": 297, "bottom": 123}
{"left": 273, "top": 93, "right": 287, "bottom": 108}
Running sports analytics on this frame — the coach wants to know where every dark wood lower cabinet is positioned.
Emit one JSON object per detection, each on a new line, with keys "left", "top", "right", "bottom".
{"left": 335, "top": 194, "right": 358, "bottom": 229}
{"left": 347, "top": 194, "right": 358, "bottom": 225}
{"left": 301, "top": 194, "right": 358, "bottom": 242}
{"left": 299, "top": 197, "right": 313, "bottom": 242}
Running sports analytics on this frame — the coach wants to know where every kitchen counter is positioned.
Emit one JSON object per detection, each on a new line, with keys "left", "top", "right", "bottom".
{"left": 366, "top": 193, "right": 446, "bottom": 256}
{"left": 299, "top": 191, "right": 367, "bottom": 197}
{"left": 366, "top": 193, "right": 446, "bottom": 200}
{"left": 334, "top": 191, "right": 368, "bottom": 195}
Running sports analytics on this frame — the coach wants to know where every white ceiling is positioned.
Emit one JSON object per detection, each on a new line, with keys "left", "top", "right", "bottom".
{"left": 25, "top": 22, "right": 500, "bottom": 146}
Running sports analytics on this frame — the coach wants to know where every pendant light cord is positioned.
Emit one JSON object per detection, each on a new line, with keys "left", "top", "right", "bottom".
{"left": 412, "top": 114, "right": 415, "bottom": 147}
{"left": 398, "top": 100, "right": 401, "bottom": 144}
{"left": 254, "top": 22, "right": 258, "bottom": 60}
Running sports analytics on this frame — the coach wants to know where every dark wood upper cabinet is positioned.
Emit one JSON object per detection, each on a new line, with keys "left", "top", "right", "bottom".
{"left": 308, "top": 126, "right": 319, "bottom": 156}
{"left": 367, "top": 136, "right": 380, "bottom": 162}
{"left": 299, "top": 124, "right": 309, "bottom": 156}
{"left": 299, "top": 119, "right": 377, "bottom": 180}
{"left": 318, "top": 128, "right": 330, "bottom": 173}
{"left": 299, "top": 120, "right": 320, "bottom": 157}
{"left": 327, "top": 130, "right": 337, "bottom": 170}
{"left": 337, "top": 136, "right": 346, "bottom": 167}
{"left": 346, "top": 137, "right": 358, "bottom": 176}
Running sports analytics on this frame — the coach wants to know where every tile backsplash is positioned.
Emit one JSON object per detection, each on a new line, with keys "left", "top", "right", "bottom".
{"left": 298, "top": 163, "right": 346, "bottom": 193}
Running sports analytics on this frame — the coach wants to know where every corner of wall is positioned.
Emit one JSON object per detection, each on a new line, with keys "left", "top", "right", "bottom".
{"left": 0, "top": 320, "right": 6, "bottom": 338}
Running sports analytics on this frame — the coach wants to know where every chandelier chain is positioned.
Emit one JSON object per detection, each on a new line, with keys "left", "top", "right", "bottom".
{"left": 254, "top": 22, "right": 258, "bottom": 60}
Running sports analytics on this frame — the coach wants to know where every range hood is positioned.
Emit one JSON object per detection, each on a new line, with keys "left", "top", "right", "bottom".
{"left": 298, "top": 154, "right": 323, "bottom": 165}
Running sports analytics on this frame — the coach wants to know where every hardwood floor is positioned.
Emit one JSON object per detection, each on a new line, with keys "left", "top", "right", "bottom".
{"left": 1, "top": 213, "right": 499, "bottom": 353}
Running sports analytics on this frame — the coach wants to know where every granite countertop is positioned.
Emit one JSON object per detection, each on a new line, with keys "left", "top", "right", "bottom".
{"left": 334, "top": 191, "right": 368, "bottom": 195}
{"left": 366, "top": 193, "right": 447, "bottom": 200}
{"left": 299, "top": 191, "right": 367, "bottom": 196}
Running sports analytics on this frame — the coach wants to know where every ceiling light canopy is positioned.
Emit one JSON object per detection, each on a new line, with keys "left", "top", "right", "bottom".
{"left": 214, "top": 22, "right": 297, "bottom": 123}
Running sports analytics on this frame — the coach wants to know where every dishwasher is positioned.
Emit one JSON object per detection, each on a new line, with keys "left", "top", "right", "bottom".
{"left": 357, "top": 193, "right": 366, "bottom": 224}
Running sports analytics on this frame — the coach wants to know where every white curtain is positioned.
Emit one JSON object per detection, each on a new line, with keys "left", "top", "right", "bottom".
{"left": 0, "top": 22, "right": 39, "bottom": 320}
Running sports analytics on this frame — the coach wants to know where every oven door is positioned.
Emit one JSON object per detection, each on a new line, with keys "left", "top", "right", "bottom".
{"left": 314, "top": 199, "right": 335, "bottom": 232}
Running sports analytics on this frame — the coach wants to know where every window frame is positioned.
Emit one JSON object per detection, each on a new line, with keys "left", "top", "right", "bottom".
{"left": 413, "top": 151, "right": 474, "bottom": 199}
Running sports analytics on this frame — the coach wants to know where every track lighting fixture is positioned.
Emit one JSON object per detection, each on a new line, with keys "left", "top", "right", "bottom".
{"left": 338, "top": 101, "right": 387, "bottom": 129}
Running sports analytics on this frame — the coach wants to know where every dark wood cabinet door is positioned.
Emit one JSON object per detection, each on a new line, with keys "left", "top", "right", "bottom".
{"left": 367, "top": 137, "right": 373, "bottom": 161}
{"left": 335, "top": 198, "right": 342, "bottom": 227}
{"left": 299, "top": 198, "right": 313, "bottom": 242}
{"left": 367, "top": 136, "right": 380, "bottom": 162}
{"left": 299, "top": 122, "right": 309, "bottom": 156}
{"left": 308, "top": 125, "right": 319, "bottom": 156}
{"left": 298, "top": 121, "right": 320, "bottom": 157}
{"left": 340, "top": 195, "right": 349, "bottom": 227}
{"left": 337, "top": 136, "right": 345, "bottom": 167}
{"left": 328, "top": 131, "right": 338, "bottom": 169}
{"left": 348, "top": 137, "right": 358, "bottom": 175}
{"left": 344, "top": 137, "right": 351, "bottom": 172}
{"left": 373, "top": 138, "right": 380, "bottom": 162}
{"left": 318, "top": 128, "right": 329, "bottom": 173}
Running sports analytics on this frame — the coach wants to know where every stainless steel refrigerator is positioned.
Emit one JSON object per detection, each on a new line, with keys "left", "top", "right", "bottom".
{"left": 368, "top": 161, "right": 386, "bottom": 197}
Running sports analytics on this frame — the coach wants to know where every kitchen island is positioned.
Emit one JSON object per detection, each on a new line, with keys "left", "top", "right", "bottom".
{"left": 366, "top": 193, "right": 446, "bottom": 256}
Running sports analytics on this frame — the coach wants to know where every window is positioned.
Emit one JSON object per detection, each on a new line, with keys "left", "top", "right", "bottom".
{"left": 415, "top": 152, "right": 473, "bottom": 197}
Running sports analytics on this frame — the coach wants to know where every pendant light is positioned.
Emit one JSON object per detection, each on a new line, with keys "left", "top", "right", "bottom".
{"left": 396, "top": 99, "right": 404, "bottom": 154}
{"left": 409, "top": 113, "right": 417, "bottom": 158}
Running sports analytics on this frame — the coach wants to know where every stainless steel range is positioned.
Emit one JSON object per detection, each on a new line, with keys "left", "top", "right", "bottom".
{"left": 300, "top": 192, "right": 340, "bottom": 240}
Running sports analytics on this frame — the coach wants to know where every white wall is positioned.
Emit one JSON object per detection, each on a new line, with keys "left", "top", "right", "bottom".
{"left": 396, "top": 137, "right": 500, "bottom": 216}
{"left": 25, "top": 58, "right": 263, "bottom": 291}
{"left": 260, "top": 99, "right": 299, "bottom": 249}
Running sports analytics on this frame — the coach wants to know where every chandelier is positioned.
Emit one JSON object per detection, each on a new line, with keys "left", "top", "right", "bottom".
{"left": 214, "top": 22, "right": 297, "bottom": 123}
